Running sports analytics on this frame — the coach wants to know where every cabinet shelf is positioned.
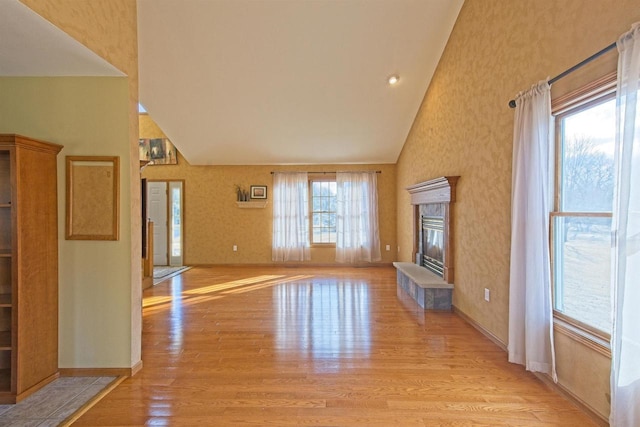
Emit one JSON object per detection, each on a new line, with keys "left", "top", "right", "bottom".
{"left": 0, "top": 295, "right": 10, "bottom": 307}
{"left": 0, "top": 252, "right": 10, "bottom": 258}
{"left": 0, "top": 331, "right": 10, "bottom": 350}
{"left": 0, "top": 204, "right": 10, "bottom": 208}
{"left": 236, "top": 201, "right": 268, "bottom": 209}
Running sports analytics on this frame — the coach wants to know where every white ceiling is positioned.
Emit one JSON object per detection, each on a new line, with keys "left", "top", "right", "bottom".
{"left": 0, "top": 0, "right": 463, "bottom": 165}
{"left": 138, "top": 0, "right": 463, "bottom": 165}
{"left": 0, "top": 0, "right": 123, "bottom": 76}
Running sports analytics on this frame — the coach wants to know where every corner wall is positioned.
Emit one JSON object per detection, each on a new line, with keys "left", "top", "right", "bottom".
{"left": 396, "top": 0, "right": 640, "bottom": 419}
{"left": 19, "top": 0, "right": 141, "bottom": 369}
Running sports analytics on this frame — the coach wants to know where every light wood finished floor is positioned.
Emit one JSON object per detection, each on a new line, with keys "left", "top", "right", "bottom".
{"left": 74, "top": 266, "right": 596, "bottom": 426}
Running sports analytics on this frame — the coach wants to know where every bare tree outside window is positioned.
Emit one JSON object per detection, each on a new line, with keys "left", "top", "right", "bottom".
{"left": 553, "top": 95, "right": 615, "bottom": 335}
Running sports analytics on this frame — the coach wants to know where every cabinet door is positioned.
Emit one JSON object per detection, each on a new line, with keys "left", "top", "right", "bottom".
{"left": 14, "top": 145, "right": 58, "bottom": 394}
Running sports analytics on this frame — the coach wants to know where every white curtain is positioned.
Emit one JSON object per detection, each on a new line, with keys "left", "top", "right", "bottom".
{"left": 335, "top": 172, "right": 381, "bottom": 263}
{"left": 610, "top": 22, "right": 640, "bottom": 427}
{"left": 508, "top": 80, "right": 557, "bottom": 381}
{"left": 272, "top": 172, "right": 310, "bottom": 262}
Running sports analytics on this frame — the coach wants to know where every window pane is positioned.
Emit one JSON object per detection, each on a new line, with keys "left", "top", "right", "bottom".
{"left": 560, "top": 98, "right": 615, "bottom": 212}
{"left": 310, "top": 179, "right": 336, "bottom": 244}
{"left": 313, "top": 197, "right": 322, "bottom": 212}
{"left": 171, "top": 187, "right": 181, "bottom": 257}
{"left": 553, "top": 215, "right": 611, "bottom": 333}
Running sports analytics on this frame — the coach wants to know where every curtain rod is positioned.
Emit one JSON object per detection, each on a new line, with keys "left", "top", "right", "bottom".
{"left": 508, "top": 41, "right": 617, "bottom": 108}
{"left": 270, "top": 170, "right": 381, "bottom": 174}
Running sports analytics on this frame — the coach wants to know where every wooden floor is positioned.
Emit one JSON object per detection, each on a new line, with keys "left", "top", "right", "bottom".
{"left": 74, "top": 266, "right": 596, "bottom": 426}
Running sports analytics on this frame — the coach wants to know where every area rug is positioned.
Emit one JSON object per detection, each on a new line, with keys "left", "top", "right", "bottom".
{"left": 153, "top": 266, "right": 191, "bottom": 281}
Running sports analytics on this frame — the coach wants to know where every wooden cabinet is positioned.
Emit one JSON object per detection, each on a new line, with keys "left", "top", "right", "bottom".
{"left": 0, "top": 134, "right": 63, "bottom": 403}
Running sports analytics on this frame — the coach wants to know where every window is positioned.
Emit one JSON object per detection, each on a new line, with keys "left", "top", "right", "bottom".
{"left": 552, "top": 81, "right": 615, "bottom": 336}
{"left": 310, "top": 179, "right": 337, "bottom": 244}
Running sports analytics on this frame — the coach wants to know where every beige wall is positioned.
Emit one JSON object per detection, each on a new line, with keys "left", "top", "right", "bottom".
{"left": 141, "top": 115, "right": 397, "bottom": 265}
{"left": 19, "top": 1, "right": 141, "bottom": 368}
{"left": 396, "top": 0, "right": 640, "bottom": 419}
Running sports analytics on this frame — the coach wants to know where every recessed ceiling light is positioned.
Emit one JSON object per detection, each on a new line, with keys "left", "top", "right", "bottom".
{"left": 388, "top": 75, "right": 400, "bottom": 85}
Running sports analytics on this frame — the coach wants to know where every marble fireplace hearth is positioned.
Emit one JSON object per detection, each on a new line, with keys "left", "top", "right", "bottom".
{"left": 394, "top": 262, "right": 453, "bottom": 310}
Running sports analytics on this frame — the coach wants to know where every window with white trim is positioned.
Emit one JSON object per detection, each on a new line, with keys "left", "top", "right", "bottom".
{"left": 310, "top": 179, "right": 337, "bottom": 244}
{"left": 551, "top": 78, "right": 615, "bottom": 336}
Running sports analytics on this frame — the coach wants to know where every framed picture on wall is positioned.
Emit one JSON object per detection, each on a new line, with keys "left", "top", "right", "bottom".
{"left": 66, "top": 156, "right": 120, "bottom": 240}
{"left": 250, "top": 185, "right": 267, "bottom": 199}
{"left": 139, "top": 138, "right": 178, "bottom": 165}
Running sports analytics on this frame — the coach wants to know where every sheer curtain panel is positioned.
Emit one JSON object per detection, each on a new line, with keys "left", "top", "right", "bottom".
{"left": 610, "top": 22, "right": 640, "bottom": 427}
{"left": 508, "top": 80, "right": 557, "bottom": 380}
{"left": 272, "top": 172, "right": 310, "bottom": 262}
{"left": 335, "top": 172, "right": 381, "bottom": 263}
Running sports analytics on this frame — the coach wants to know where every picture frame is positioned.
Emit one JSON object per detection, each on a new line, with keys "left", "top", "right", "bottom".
{"left": 139, "top": 138, "right": 178, "bottom": 165}
{"left": 250, "top": 185, "right": 267, "bottom": 199}
{"left": 66, "top": 156, "right": 119, "bottom": 240}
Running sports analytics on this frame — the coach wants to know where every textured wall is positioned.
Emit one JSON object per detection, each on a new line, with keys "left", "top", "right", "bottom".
{"left": 141, "top": 115, "right": 397, "bottom": 265}
{"left": 396, "top": 0, "right": 640, "bottom": 418}
{"left": 19, "top": 0, "right": 141, "bottom": 368}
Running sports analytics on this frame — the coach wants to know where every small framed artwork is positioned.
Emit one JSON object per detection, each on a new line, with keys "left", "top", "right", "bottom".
{"left": 250, "top": 185, "right": 267, "bottom": 199}
{"left": 139, "top": 138, "right": 178, "bottom": 165}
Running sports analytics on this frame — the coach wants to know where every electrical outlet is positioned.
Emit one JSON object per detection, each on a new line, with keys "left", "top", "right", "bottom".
{"left": 385, "top": 244, "right": 390, "bottom": 251}
{"left": 233, "top": 245, "right": 238, "bottom": 252}
{"left": 397, "top": 246, "right": 400, "bottom": 253}
{"left": 484, "top": 288, "right": 490, "bottom": 302}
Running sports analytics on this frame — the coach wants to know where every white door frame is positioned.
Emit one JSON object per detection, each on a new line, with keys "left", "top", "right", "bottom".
{"left": 147, "top": 179, "right": 185, "bottom": 266}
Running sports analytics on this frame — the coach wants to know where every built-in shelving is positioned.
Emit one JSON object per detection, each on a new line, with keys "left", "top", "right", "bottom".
{"left": 0, "top": 147, "right": 10, "bottom": 397}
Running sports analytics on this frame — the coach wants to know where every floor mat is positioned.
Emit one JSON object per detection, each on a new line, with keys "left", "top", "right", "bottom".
{"left": 153, "top": 266, "right": 190, "bottom": 279}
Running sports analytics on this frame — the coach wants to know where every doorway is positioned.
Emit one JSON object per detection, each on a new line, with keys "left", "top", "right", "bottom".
{"left": 147, "top": 180, "right": 184, "bottom": 266}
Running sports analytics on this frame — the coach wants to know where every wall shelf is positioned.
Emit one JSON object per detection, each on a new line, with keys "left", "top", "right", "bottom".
{"left": 236, "top": 201, "right": 268, "bottom": 209}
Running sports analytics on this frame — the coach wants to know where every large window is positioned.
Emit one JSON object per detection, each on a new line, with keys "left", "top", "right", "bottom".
{"left": 552, "top": 85, "right": 615, "bottom": 335}
{"left": 310, "top": 180, "right": 337, "bottom": 244}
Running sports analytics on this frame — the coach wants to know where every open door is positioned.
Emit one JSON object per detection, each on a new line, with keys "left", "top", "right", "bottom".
{"left": 148, "top": 181, "right": 168, "bottom": 265}
{"left": 147, "top": 180, "right": 184, "bottom": 266}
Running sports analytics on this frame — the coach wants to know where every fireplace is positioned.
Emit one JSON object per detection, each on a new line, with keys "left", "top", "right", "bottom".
{"left": 393, "top": 176, "right": 458, "bottom": 311}
{"left": 407, "top": 176, "right": 459, "bottom": 283}
{"left": 422, "top": 216, "right": 444, "bottom": 276}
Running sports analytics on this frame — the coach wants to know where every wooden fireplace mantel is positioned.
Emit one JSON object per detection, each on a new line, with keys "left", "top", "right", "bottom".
{"left": 406, "top": 176, "right": 459, "bottom": 205}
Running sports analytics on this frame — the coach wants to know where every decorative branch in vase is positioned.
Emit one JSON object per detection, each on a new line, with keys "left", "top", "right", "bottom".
{"left": 234, "top": 185, "right": 250, "bottom": 201}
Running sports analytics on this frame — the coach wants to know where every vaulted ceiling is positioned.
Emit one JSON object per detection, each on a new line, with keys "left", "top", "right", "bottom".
{"left": 1, "top": 0, "right": 463, "bottom": 166}
{"left": 0, "top": 0, "right": 122, "bottom": 76}
{"left": 137, "top": 0, "right": 464, "bottom": 165}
